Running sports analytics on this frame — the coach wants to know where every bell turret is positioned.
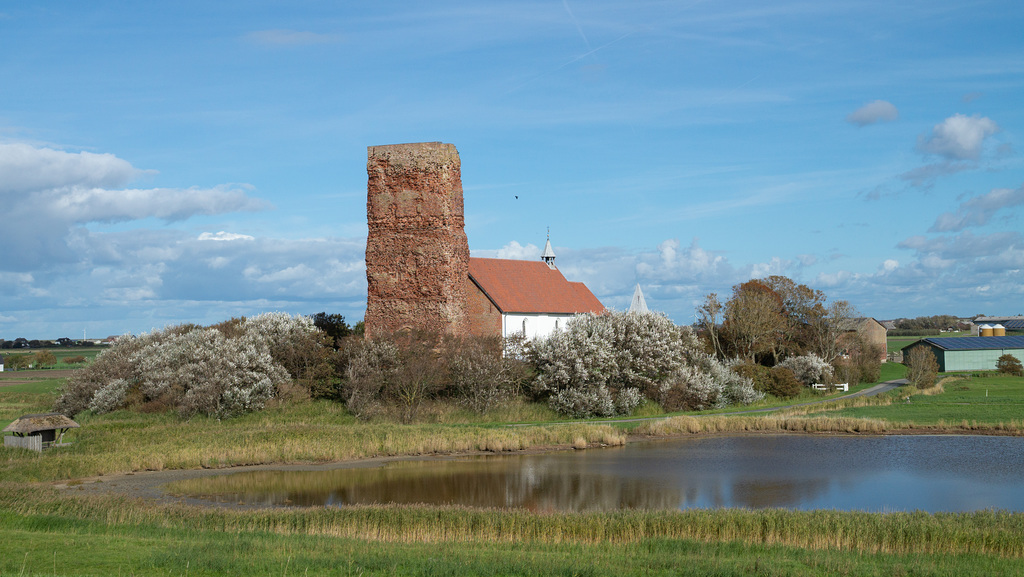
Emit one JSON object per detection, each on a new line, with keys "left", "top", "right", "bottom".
{"left": 541, "top": 229, "right": 556, "bottom": 269}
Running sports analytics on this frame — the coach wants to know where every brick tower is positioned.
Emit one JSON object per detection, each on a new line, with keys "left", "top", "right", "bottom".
{"left": 364, "top": 142, "right": 470, "bottom": 339}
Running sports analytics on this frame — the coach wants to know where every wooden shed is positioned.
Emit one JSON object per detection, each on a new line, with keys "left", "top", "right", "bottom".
{"left": 3, "top": 413, "right": 79, "bottom": 452}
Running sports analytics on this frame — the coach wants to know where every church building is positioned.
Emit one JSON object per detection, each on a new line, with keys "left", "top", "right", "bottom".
{"left": 466, "top": 237, "right": 604, "bottom": 340}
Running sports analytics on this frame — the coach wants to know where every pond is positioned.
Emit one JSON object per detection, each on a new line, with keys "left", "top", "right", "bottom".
{"left": 167, "top": 435, "right": 1024, "bottom": 513}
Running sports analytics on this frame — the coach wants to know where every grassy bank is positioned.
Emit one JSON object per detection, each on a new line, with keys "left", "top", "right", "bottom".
{"left": 0, "top": 399, "right": 629, "bottom": 483}
{"left": 2, "top": 483, "right": 1023, "bottom": 576}
{"left": 3, "top": 370, "right": 1024, "bottom": 575}
{"left": 799, "top": 373, "right": 1024, "bottom": 427}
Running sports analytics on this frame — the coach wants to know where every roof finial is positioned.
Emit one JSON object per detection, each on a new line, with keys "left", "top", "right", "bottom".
{"left": 541, "top": 227, "right": 556, "bottom": 269}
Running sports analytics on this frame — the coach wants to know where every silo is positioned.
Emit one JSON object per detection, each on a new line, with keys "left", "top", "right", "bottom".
{"left": 980, "top": 324, "right": 994, "bottom": 336}
{"left": 993, "top": 324, "right": 1006, "bottom": 336}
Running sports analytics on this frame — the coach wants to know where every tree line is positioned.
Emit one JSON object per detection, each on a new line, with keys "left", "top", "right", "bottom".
{"left": 55, "top": 277, "right": 879, "bottom": 422}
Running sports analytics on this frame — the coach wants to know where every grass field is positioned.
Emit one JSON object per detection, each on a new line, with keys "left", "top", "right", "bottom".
{"left": 0, "top": 346, "right": 105, "bottom": 370}
{"left": 805, "top": 373, "right": 1024, "bottom": 426}
{"left": 2, "top": 365, "right": 1023, "bottom": 576}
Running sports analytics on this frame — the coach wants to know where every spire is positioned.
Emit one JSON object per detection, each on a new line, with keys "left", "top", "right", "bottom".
{"left": 629, "top": 284, "right": 649, "bottom": 314}
{"left": 541, "top": 227, "right": 556, "bottom": 269}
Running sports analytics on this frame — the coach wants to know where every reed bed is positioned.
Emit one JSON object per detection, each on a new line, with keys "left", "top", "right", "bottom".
{"left": 2, "top": 483, "right": 1022, "bottom": 559}
{"left": 635, "top": 414, "right": 892, "bottom": 436}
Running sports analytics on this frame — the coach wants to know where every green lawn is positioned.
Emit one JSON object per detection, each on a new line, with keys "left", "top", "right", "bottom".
{"left": 1, "top": 346, "right": 105, "bottom": 369}
{"left": 806, "top": 373, "right": 1024, "bottom": 425}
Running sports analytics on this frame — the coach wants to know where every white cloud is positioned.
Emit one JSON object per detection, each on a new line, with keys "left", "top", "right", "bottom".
{"left": 846, "top": 100, "right": 898, "bottom": 126}
{"left": 916, "top": 114, "right": 999, "bottom": 160}
{"left": 198, "top": 231, "right": 257, "bottom": 241}
{"left": 473, "top": 240, "right": 541, "bottom": 260}
{"left": 49, "top": 186, "right": 268, "bottom": 224}
{"left": 0, "top": 142, "right": 270, "bottom": 271}
{"left": 929, "top": 184, "right": 1024, "bottom": 232}
{"left": 0, "top": 143, "right": 142, "bottom": 194}
{"left": 750, "top": 257, "right": 791, "bottom": 279}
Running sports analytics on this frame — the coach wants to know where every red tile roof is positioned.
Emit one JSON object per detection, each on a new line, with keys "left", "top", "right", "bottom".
{"left": 468, "top": 257, "right": 604, "bottom": 314}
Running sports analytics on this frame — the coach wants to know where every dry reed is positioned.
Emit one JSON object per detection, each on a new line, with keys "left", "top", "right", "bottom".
{"left": 3, "top": 483, "right": 1022, "bottom": 558}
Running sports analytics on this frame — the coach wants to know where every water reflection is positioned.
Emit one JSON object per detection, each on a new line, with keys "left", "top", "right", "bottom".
{"left": 167, "top": 435, "right": 1024, "bottom": 513}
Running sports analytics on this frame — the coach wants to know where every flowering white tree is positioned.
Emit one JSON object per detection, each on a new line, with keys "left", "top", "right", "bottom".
{"left": 531, "top": 311, "right": 760, "bottom": 417}
{"left": 56, "top": 313, "right": 319, "bottom": 418}
{"left": 778, "top": 354, "right": 833, "bottom": 385}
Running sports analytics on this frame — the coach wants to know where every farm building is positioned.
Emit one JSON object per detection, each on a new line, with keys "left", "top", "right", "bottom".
{"left": 902, "top": 336, "right": 1024, "bottom": 373}
{"left": 841, "top": 317, "right": 888, "bottom": 361}
{"left": 971, "top": 316, "right": 1024, "bottom": 335}
{"left": 3, "top": 413, "right": 79, "bottom": 452}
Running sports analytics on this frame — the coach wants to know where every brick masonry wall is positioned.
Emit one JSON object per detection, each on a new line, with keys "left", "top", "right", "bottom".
{"left": 466, "top": 278, "right": 502, "bottom": 338}
{"left": 364, "top": 142, "right": 470, "bottom": 339}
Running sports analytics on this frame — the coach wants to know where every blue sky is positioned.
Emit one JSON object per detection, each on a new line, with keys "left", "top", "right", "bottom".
{"left": 2, "top": 1, "right": 1023, "bottom": 339}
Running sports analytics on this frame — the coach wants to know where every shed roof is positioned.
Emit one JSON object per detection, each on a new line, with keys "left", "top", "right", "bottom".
{"left": 468, "top": 257, "right": 604, "bottom": 314}
{"left": 920, "top": 336, "right": 1024, "bottom": 351}
{"left": 3, "top": 413, "right": 80, "bottom": 434}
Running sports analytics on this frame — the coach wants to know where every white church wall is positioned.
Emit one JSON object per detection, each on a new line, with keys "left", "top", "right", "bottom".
{"left": 502, "top": 313, "right": 576, "bottom": 341}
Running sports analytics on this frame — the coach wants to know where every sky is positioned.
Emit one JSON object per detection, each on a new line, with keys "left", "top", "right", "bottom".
{"left": 1, "top": 1, "right": 1023, "bottom": 339}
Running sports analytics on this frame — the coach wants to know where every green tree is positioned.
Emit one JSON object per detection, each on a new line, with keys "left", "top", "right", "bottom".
{"left": 996, "top": 354, "right": 1023, "bottom": 377}
{"left": 5, "top": 354, "right": 30, "bottom": 370}
{"left": 310, "top": 312, "right": 352, "bottom": 349}
{"left": 34, "top": 350, "right": 58, "bottom": 368}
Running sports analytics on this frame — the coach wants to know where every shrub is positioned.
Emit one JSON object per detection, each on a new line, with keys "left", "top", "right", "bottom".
{"left": 778, "top": 354, "right": 832, "bottom": 385}
{"left": 732, "top": 363, "right": 773, "bottom": 393}
{"left": 549, "top": 385, "right": 616, "bottom": 418}
{"left": 768, "top": 367, "right": 802, "bottom": 399}
{"left": 651, "top": 355, "right": 761, "bottom": 411}
{"left": 905, "top": 346, "right": 939, "bottom": 389}
{"left": 34, "top": 350, "right": 58, "bottom": 368}
{"left": 54, "top": 313, "right": 318, "bottom": 419}
{"left": 531, "top": 312, "right": 761, "bottom": 417}
{"left": 341, "top": 338, "right": 399, "bottom": 419}
{"left": 64, "top": 355, "right": 87, "bottom": 364}
{"left": 446, "top": 335, "right": 526, "bottom": 414}
{"left": 996, "top": 354, "right": 1023, "bottom": 377}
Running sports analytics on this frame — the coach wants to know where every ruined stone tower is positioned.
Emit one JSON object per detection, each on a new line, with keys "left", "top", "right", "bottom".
{"left": 364, "top": 142, "right": 470, "bottom": 339}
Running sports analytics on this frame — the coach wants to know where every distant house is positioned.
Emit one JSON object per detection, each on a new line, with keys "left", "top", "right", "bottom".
{"left": 903, "top": 336, "right": 1024, "bottom": 372}
{"left": 3, "top": 413, "right": 80, "bottom": 452}
{"left": 0, "top": 355, "right": 4, "bottom": 372}
{"left": 466, "top": 240, "right": 604, "bottom": 340}
{"left": 841, "top": 317, "right": 888, "bottom": 361}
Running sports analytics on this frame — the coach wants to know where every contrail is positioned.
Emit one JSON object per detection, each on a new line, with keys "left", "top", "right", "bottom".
{"left": 563, "top": 0, "right": 591, "bottom": 50}
{"left": 504, "top": 30, "right": 634, "bottom": 95}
